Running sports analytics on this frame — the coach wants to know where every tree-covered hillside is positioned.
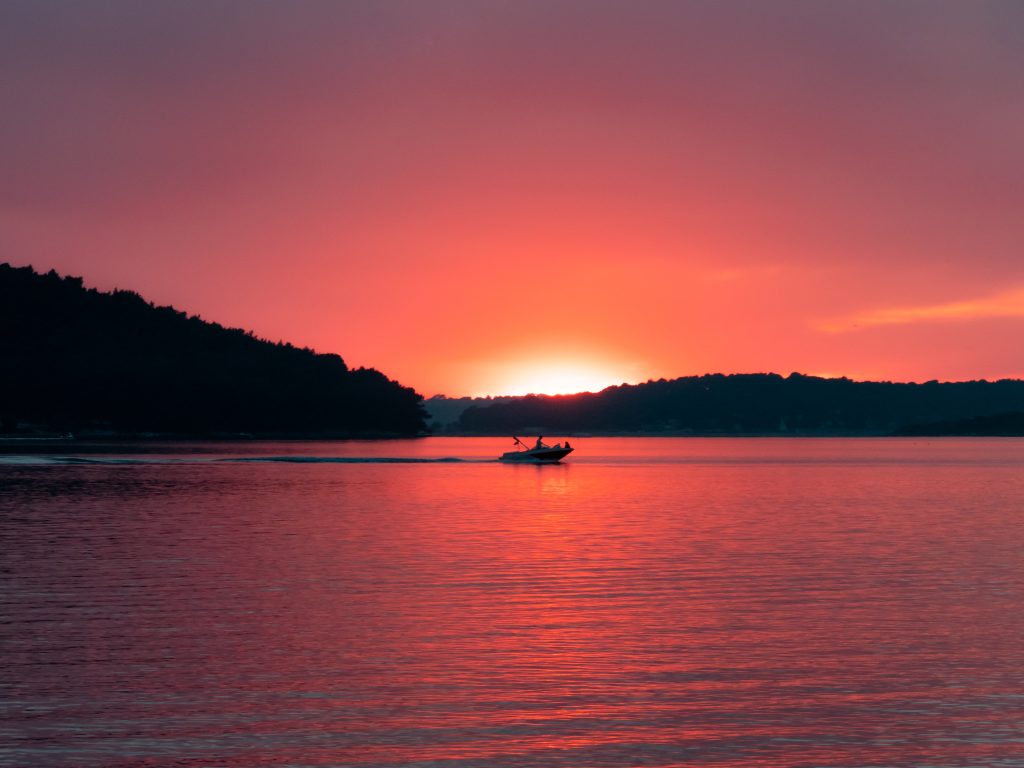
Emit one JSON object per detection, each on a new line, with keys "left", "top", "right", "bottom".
{"left": 0, "top": 264, "right": 426, "bottom": 436}
{"left": 457, "top": 373, "right": 1024, "bottom": 435}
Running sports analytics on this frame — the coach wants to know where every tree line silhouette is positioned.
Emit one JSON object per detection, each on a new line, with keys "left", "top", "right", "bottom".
{"left": 456, "top": 373, "right": 1024, "bottom": 435}
{"left": 0, "top": 264, "right": 427, "bottom": 436}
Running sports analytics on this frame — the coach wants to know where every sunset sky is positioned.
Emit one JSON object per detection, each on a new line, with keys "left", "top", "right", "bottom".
{"left": 3, "top": 1, "right": 1023, "bottom": 396}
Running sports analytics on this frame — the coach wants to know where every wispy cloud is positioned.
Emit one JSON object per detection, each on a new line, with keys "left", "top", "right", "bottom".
{"left": 820, "top": 286, "right": 1024, "bottom": 332}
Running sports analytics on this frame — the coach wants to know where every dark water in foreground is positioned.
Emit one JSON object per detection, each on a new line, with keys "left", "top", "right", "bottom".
{"left": 2, "top": 437, "right": 1024, "bottom": 767}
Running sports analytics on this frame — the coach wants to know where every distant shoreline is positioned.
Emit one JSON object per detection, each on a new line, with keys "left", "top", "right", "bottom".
{"left": 3, "top": 431, "right": 1023, "bottom": 448}
{"left": 0, "top": 430, "right": 430, "bottom": 444}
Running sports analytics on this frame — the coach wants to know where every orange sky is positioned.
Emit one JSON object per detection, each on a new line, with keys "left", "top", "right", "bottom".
{"left": 3, "top": 2, "right": 1024, "bottom": 396}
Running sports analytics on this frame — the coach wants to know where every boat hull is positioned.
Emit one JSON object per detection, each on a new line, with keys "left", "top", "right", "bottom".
{"left": 499, "top": 447, "right": 573, "bottom": 463}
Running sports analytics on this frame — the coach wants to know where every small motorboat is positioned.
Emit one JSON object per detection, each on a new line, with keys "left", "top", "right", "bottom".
{"left": 499, "top": 436, "right": 574, "bottom": 463}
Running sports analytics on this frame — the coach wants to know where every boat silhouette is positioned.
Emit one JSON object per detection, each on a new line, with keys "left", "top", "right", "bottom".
{"left": 499, "top": 436, "right": 573, "bottom": 463}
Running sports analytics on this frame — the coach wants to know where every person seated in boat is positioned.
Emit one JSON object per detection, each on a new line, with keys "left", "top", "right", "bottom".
{"left": 534, "top": 436, "right": 546, "bottom": 450}
{"left": 564, "top": 440, "right": 571, "bottom": 450}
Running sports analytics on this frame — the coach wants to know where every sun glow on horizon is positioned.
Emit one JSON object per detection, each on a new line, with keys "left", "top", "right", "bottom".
{"left": 482, "top": 360, "right": 634, "bottom": 397}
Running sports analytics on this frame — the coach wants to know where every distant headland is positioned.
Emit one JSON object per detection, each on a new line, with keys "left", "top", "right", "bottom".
{"left": 0, "top": 264, "right": 427, "bottom": 438}
{"left": 428, "top": 375, "right": 1024, "bottom": 436}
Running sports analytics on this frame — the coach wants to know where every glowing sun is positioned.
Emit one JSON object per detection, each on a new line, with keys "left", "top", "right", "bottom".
{"left": 498, "top": 362, "right": 625, "bottom": 396}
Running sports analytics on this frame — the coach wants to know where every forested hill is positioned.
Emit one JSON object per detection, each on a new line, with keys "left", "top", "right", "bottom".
{"left": 456, "top": 373, "right": 1024, "bottom": 435}
{"left": 0, "top": 264, "right": 427, "bottom": 436}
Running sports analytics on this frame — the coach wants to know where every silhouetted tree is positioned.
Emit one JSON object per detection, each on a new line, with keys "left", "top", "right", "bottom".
{"left": 456, "top": 372, "right": 1024, "bottom": 435}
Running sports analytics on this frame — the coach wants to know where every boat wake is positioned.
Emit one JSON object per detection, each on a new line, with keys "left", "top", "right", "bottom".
{"left": 0, "top": 455, "right": 495, "bottom": 466}
{"left": 225, "top": 456, "right": 490, "bottom": 464}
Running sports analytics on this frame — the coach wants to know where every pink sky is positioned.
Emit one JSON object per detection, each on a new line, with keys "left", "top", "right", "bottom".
{"left": 3, "top": 1, "right": 1023, "bottom": 395}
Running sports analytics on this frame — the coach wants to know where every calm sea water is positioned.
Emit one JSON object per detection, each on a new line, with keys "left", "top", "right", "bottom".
{"left": 2, "top": 437, "right": 1024, "bottom": 767}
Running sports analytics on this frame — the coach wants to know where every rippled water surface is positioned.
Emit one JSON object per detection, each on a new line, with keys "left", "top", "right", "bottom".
{"left": 3, "top": 437, "right": 1024, "bottom": 767}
